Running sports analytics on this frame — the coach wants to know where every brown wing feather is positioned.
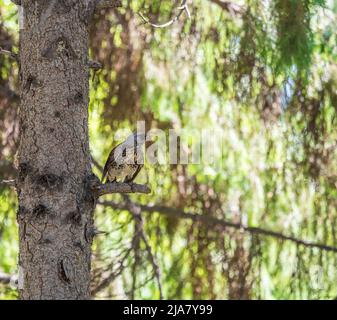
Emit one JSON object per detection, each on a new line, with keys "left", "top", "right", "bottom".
{"left": 124, "top": 146, "right": 144, "bottom": 183}
{"left": 102, "top": 142, "right": 121, "bottom": 182}
{"left": 124, "top": 164, "right": 143, "bottom": 183}
{"left": 103, "top": 138, "right": 143, "bottom": 183}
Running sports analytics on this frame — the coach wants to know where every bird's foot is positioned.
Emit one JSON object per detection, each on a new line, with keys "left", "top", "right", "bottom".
{"left": 126, "top": 182, "right": 136, "bottom": 192}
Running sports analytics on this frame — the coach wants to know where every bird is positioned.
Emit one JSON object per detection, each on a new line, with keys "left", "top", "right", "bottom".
{"left": 102, "top": 132, "right": 146, "bottom": 184}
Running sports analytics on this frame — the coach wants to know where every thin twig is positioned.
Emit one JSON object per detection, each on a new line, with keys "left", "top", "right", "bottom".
{"left": 88, "top": 60, "right": 103, "bottom": 71}
{"left": 209, "top": 0, "right": 244, "bottom": 16}
{"left": 0, "top": 179, "right": 16, "bottom": 188}
{"left": 91, "top": 247, "right": 132, "bottom": 295}
{"left": 0, "top": 47, "right": 18, "bottom": 62}
{"left": 0, "top": 86, "right": 20, "bottom": 102}
{"left": 130, "top": 210, "right": 141, "bottom": 299}
{"left": 138, "top": 0, "right": 190, "bottom": 29}
{"left": 100, "top": 201, "right": 337, "bottom": 254}
{"left": 123, "top": 195, "right": 163, "bottom": 299}
{"left": 10, "top": 0, "right": 21, "bottom": 5}
{"left": 0, "top": 272, "right": 16, "bottom": 285}
{"left": 140, "top": 232, "right": 163, "bottom": 299}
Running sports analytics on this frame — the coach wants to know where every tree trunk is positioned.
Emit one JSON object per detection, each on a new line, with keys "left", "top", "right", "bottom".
{"left": 17, "top": 0, "right": 96, "bottom": 299}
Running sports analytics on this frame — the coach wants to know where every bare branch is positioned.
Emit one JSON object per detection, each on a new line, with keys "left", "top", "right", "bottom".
{"left": 130, "top": 232, "right": 140, "bottom": 299}
{"left": 88, "top": 59, "right": 103, "bottom": 71}
{"left": 209, "top": 0, "right": 244, "bottom": 16}
{"left": 100, "top": 201, "right": 337, "bottom": 254}
{"left": 91, "top": 247, "right": 132, "bottom": 295}
{"left": 0, "top": 272, "right": 16, "bottom": 285}
{"left": 96, "top": 0, "right": 122, "bottom": 10}
{"left": 0, "top": 47, "right": 18, "bottom": 62}
{"left": 93, "top": 182, "right": 151, "bottom": 196}
{"left": 0, "top": 160, "right": 17, "bottom": 178}
{"left": 123, "top": 195, "right": 163, "bottom": 299}
{"left": 0, "top": 179, "right": 16, "bottom": 188}
{"left": 138, "top": 0, "right": 190, "bottom": 29}
{"left": 140, "top": 231, "right": 163, "bottom": 299}
{"left": 10, "top": 0, "right": 21, "bottom": 5}
{"left": 0, "top": 85, "right": 20, "bottom": 102}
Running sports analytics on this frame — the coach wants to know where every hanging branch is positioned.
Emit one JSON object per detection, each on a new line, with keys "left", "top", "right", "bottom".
{"left": 100, "top": 200, "right": 337, "bottom": 254}
{"left": 140, "top": 230, "right": 163, "bottom": 299}
{"left": 123, "top": 195, "right": 163, "bottom": 300}
{"left": 209, "top": 0, "right": 244, "bottom": 16}
{"left": 130, "top": 223, "right": 141, "bottom": 300}
{"left": 138, "top": 0, "right": 191, "bottom": 29}
{"left": 91, "top": 247, "right": 132, "bottom": 296}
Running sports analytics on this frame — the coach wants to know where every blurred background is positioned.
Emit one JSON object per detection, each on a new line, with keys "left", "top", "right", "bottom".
{"left": 1, "top": 0, "right": 337, "bottom": 299}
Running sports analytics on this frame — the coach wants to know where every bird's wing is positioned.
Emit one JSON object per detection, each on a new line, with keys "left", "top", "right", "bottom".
{"left": 102, "top": 143, "right": 121, "bottom": 182}
{"left": 102, "top": 142, "right": 137, "bottom": 182}
{"left": 124, "top": 147, "right": 144, "bottom": 183}
{"left": 129, "top": 164, "right": 143, "bottom": 182}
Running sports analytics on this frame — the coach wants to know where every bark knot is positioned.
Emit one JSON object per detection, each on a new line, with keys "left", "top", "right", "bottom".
{"left": 58, "top": 257, "right": 74, "bottom": 284}
{"left": 32, "top": 204, "right": 50, "bottom": 219}
{"left": 64, "top": 208, "right": 82, "bottom": 225}
{"left": 41, "top": 36, "right": 77, "bottom": 60}
{"left": 34, "top": 173, "right": 64, "bottom": 191}
{"left": 18, "top": 162, "right": 30, "bottom": 182}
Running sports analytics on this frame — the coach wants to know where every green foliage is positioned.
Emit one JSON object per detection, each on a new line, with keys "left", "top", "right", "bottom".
{"left": 1, "top": 0, "right": 337, "bottom": 299}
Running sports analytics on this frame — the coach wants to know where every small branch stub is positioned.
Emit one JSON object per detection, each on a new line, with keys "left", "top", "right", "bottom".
{"left": 0, "top": 272, "right": 17, "bottom": 286}
{"left": 93, "top": 182, "right": 151, "bottom": 197}
{"left": 96, "top": 0, "right": 122, "bottom": 10}
{"left": 88, "top": 60, "right": 102, "bottom": 71}
{"left": 0, "top": 47, "right": 18, "bottom": 62}
{"left": 10, "top": 0, "right": 21, "bottom": 5}
{"left": 0, "top": 179, "right": 16, "bottom": 188}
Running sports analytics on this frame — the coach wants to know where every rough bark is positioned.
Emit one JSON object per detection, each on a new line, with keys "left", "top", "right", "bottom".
{"left": 17, "top": 0, "right": 96, "bottom": 300}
